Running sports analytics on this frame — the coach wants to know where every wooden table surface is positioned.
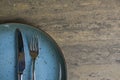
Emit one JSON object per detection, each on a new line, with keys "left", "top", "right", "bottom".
{"left": 0, "top": 0, "right": 120, "bottom": 80}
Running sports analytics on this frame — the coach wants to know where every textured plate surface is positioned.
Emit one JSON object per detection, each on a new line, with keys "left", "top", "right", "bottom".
{"left": 0, "top": 23, "right": 66, "bottom": 80}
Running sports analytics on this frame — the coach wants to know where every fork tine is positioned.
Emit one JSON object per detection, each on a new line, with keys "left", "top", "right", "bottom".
{"left": 33, "top": 36, "right": 36, "bottom": 51}
{"left": 29, "top": 34, "right": 38, "bottom": 52}
{"left": 29, "top": 38, "right": 32, "bottom": 50}
{"left": 33, "top": 36, "right": 35, "bottom": 51}
{"left": 34, "top": 35, "right": 38, "bottom": 52}
{"left": 36, "top": 35, "right": 38, "bottom": 51}
{"left": 30, "top": 36, "right": 34, "bottom": 51}
{"left": 30, "top": 37, "right": 33, "bottom": 51}
{"left": 33, "top": 35, "right": 36, "bottom": 51}
{"left": 34, "top": 36, "right": 36, "bottom": 51}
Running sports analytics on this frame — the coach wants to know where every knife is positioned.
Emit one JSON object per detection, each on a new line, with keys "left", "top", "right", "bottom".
{"left": 16, "top": 29, "right": 25, "bottom": 80}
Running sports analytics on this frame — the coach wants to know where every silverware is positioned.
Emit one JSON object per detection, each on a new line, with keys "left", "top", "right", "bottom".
{"left": 16, "top": 29, "right": 25, "bottom": 80}
{"left": 29, "top": 35, "right": 39, "bottom": 80}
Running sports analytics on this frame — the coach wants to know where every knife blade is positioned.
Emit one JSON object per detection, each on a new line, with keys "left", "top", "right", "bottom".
{"left": 16, "top": 29, "right": 25, "bottom": 80}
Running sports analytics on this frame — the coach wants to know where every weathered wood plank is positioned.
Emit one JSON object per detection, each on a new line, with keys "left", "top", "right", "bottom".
{"left": 0, "top": 0, "right": 120, "bottom": 80}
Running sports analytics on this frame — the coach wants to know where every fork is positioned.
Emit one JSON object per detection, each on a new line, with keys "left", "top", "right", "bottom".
{"left": 29, "top": 35, "right": 39, "bottom": 80}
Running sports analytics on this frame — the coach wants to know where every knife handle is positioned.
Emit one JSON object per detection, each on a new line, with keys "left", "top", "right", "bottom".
{"left": 18, "top": 73, "right": 21, "bottom": 80}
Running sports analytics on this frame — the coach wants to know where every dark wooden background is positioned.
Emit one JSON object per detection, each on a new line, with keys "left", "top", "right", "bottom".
{"left": 1, "top": 0, "right": 120, "bottom": 80}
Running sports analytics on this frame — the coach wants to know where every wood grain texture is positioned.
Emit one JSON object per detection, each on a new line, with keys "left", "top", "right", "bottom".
{"left": 0, "top": 0, "right": 120, "bottom": 80}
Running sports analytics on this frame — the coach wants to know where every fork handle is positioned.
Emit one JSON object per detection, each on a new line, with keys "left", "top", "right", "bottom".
{"left": 32, "top": 59, "right": 35, "bottom": 80}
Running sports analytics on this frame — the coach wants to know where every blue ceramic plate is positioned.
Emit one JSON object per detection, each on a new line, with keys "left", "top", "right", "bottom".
{"left": 0, "top": 23, "right": 67, "bottom": 80}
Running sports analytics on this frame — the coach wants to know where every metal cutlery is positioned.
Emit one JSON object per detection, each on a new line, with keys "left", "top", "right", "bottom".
{"left": 16, "top": 29, "right": 25, "bottom": 80}
{"left": 29, "top": 35, "right": 39, "bottom": 80}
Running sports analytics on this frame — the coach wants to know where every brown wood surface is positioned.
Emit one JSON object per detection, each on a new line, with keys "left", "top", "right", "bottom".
{"left": 1, "top": 0, "right": 120, "bottom": 80}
